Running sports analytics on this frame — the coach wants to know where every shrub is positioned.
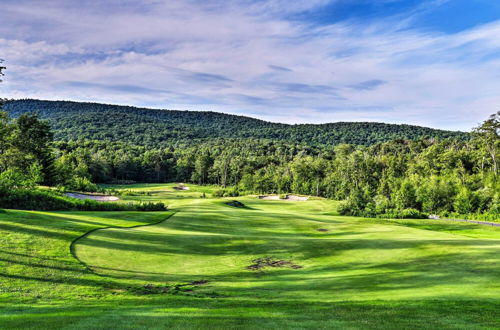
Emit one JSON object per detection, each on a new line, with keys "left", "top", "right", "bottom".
{"left": 213, "top": 189, "right": 225, "bottom": 197}
{"left": 0, "top": 188, "right": 76, "bottom": 210}
{"left": 0, "top": 188, "right": 167, "bottom": 211}
{"left": 373, "top": 195, "right": 391, "bottom": 214}
{"left": 400, "top": 208, "right": 426, "bottom": 219}
{"left": 214, "top": 187, "right": 240, "bottom": 198}
{"left": 454, "top": 187, "right": 474, "bottom": 214}
{"left": 67, "top": 176, "right": 102, "bottom": 193}
{"left": 380, "top": 208, "right": 426, "bottom": 219}
{"left": 337, "top": 201, "right": 352, "bottom": 216}
{"left": 0, "top": 166, "right": 42, "bottom": 190}
{"left": 225, "top": 187, "right": 240, "bottom": 197}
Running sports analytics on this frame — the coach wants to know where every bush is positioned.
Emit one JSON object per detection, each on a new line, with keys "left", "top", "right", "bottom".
{"left": 67, "top": 176, "right": 102, "bottom": 193}
{"left": 225, "top": 188, "right": 240, "bottom": 197}
{"left": 0, "top": 166, "right": 42, "bottom": 190}
{"left": 337, "top": 201, "right": 352, "bottom": 216}
{"left": 213, "top": 188, "right": 240, "bottom": 198}
{"left": 213, "top": 189, "right": 225, "bottom": 197}
{"left": 400, "top": 208, "right": 426, "bottom": 219}
{"left": 380, "top": 208, "right": 426, "bottom": 219}
{"left": 454, "top": 187, "right": 474, "bottom": 214}
{"left": 0, "top": 188, "right": 76, "bottom": 210}
{"left": 0, "top": 188, "right": 167, "bottom": 211}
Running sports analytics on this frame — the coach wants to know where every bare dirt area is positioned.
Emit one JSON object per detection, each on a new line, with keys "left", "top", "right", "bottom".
{"left": 65, "top": 193, "right": 119, "bottom": 201}
{"left": 258, "top": 194, "right": 308, "bottom": 201}
{"left": 247, "top": 257, "right": 302, "bottom": 271}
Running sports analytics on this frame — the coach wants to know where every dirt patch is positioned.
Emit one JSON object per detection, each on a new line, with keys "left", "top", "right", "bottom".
{"left": 173, "top": 186, "right": 190, "bottom": 191}
{"left": 258, "top": 194, "right": 308, "bottom": 201}
{"left": 247, "top": 256, "right": 302, "bottom": 271}
{"left": 132, "top": 280, "right": 209, "bottom": 295}
{"left": 65, "top": 193, "right": 119, "bottom": 201}
{"left": 226, "top": 200, "right": 246, "bottom": 208}
{"left": 317, "top": 228, "right": 329, "bottom": 232}
{"left": 138, "top": 284, "right": 172, "bottom": 294}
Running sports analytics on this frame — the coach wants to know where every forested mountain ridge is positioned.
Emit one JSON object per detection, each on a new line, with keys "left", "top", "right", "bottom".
{"left": 4, "top": 99, "right": 468, "bottom": 146}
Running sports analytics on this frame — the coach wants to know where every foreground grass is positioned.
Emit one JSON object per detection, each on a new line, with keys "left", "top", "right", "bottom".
{"left": 0, "top": 184, "right": 499, "bottom": 329}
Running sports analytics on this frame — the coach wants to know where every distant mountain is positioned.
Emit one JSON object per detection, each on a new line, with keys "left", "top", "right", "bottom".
{"left": 4, "top": 99, "right": 468, "bottom": 146}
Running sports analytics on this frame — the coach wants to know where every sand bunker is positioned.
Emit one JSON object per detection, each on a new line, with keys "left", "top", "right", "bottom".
{"left": 258, "top": 195, "right": 280, "bottom": 200}
{"left": 258, "top": 194, "right": 308, "bottom": 201}
{"left": 65, "top": 193, "right": 119, "bottom": 201}
{"left": 173, "top": 186, "right": 190, "bottom": 191}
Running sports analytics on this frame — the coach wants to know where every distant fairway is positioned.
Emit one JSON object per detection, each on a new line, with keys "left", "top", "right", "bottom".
{"left": 1, "top": 184, "right": 499, "bottom": 329}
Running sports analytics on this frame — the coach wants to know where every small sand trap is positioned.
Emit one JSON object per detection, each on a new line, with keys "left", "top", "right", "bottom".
{"left": 258, "top": 195, "right": 280, "bottom": 200}
{"left": 173, "top": 186, "right": 190, "bottom": 191}
{"left": 65, "top": 193, "right": 119, "bottom": 201}
{"left": 286, "top": 195, "right": 308, "bottom": 201}
{"left": 258, "top": 194, "right": 308, "bottom": 201}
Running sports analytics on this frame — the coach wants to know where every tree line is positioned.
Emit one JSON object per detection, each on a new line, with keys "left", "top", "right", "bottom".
{"left": 0, "top": 102, "right": 497, "bottom": 219}
{"left": 4, "top": 99, "right": 468, "bottom": 147}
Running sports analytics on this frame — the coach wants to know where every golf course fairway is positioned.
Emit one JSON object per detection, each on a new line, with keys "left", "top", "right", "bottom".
{"left": 1, "top": 184, "right": 499, "bottom": 329}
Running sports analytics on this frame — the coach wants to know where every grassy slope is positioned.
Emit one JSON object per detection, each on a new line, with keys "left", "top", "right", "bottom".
{"left": 0, "top": 184, "right": 499, "bottom": 329}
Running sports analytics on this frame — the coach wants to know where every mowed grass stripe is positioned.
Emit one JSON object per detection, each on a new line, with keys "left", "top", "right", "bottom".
{"left": 74, "top": 197, "right": 500, "bottom": 302}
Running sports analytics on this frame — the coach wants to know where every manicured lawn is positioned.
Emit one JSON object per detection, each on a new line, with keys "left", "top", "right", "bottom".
{"left": 0, "top": 184, "right": 499, "bottom": 329}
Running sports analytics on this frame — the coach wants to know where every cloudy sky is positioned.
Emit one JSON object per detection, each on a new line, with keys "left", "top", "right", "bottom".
{"left": 1, "top": 0, "right": 500, "bottom": 131}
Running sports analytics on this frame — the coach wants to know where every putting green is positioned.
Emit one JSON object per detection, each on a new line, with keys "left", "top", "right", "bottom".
{"left": 74, "top": 197, "right": 500, "bottom": 302}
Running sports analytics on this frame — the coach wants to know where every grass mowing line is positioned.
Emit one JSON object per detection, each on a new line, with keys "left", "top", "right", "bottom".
{"left": 369, "top": 216, "right": 500, "bottom": 240}
{"left": 439, "top": 218, "right": 500, "bottom": 227}
{"left": 70, "top": 212, "right": 177, "bottom": 276}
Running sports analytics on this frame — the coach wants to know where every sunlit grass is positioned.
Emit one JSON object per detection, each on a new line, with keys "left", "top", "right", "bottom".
{"left": 0, "top": 184, "right": 499, "bottom": 329}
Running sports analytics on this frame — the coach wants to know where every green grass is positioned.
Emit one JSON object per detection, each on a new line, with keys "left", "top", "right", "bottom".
{"left": 0, "top": 184, "right": 499, "bottom": 329}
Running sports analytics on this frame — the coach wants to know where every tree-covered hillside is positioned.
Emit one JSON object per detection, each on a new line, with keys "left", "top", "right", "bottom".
{"left": 4, "top": 99, "right": 468, "bottom": 146}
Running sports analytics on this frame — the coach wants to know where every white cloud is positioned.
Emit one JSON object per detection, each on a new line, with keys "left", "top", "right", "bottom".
{"left": 0, "top": 0, "right": 499, "bottom": 131}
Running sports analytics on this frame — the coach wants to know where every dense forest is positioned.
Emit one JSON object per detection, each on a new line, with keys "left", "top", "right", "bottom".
{"left": 4, "top": 100, "right": 468, "bottom": 147}
{"left": 0, "top": 99, "right": 498, "bottom": 220}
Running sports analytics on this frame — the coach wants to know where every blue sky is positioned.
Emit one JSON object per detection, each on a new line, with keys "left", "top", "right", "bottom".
{"left": 1, "top": 0, "right": 500, "bottom": 130}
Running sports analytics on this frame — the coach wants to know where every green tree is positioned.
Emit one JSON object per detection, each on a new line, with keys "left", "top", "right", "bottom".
{"left": 473, "top": 112, "right": 499, "bottom": 176}
{"left": 13, "top": 114, "right": 56, "bottom": 184}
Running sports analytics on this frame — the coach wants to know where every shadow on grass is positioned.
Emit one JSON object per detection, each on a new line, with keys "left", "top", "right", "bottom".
{"left": 1, "top": 298, "right": 499, "bottom": 329}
